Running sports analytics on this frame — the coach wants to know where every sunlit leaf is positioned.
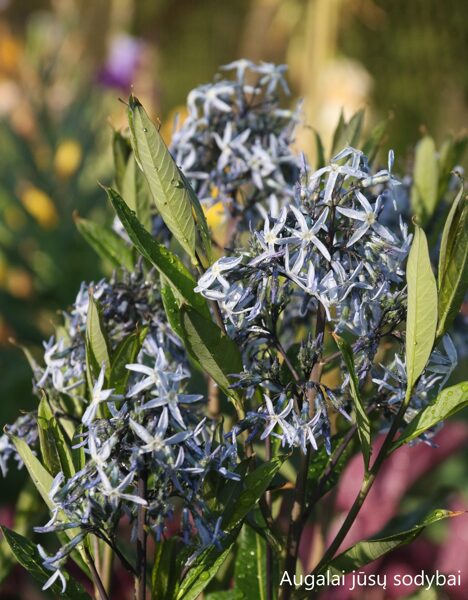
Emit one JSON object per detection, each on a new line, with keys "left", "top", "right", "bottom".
{"left": 37, "top": 395, "right": 75, "bottom": 478}
{"left": 437, "top": 182, "right": 468, "bottom": 338}
{"left": 107, "top": 187, "right": 209, "bottom": 319}
{"left": 316, "top": 509, "right": 463, "bottom": 577}
{"left": 405, "top": 225, "right": 438, "bottom": 398}
{"left": 411, "top": 136, "right": 439, "bottom": 225}
{"left": 391, "top": 382, "right": 468, "bottom": 451}
{"left": 86, "top": 292, "right": 110, "bottom": 376}
{"left": 128, "top": 95, "right": 197, "bottom": 261}
{"left": 121, "top": 154, "right": 152, "bottom": 232}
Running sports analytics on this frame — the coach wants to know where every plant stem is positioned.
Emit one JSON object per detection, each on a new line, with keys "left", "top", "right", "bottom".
{"left": 265, "top": 435, "right": 273, "bottom": 600}
{"left": 135, "top": 470, "right": 148, "bottom": 600}
{"left": 313, "top": 396, "right": 410, "bottom": 573}
{"left": 101, "top": 543, "right": 114, "bottom": 594}
{"left": 207, "top": 376, "right": 220, "bottom": 418}
{"left": 84, "top": 547, "right": 110, "bottom": 600}
{"left": 281, "top": 305, "right": 326, "bottom": 600}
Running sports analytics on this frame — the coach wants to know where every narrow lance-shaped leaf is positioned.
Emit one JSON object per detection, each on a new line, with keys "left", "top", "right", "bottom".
{"left": 410, "top": 136, "right": 439, "bottom": 226}
{"left": 391, "top": 382, "right": 468, "bottom": 451}
{"left": 37, "top": 394, "right": 75, "bottom": 478}
{"left": 11, "top": 436, "right": 90, "bottom": 574}
{"left": 361, "top": 118, "right": 387, "bottom": 164}
{"left": 331, "top": 110, "right": 364, "bottom": 157}
{"left": 234, "top": 524, "right": 268, "bottom": 600}
{"left": 314, "top": 509, "right": 463, "bottom": 578}
{"left": 176, "top": 532, "right": 238, "bottom": 600}
{"left": 177, "top": 457, "right": 284, "bottom": 600}
{"left": 436, "top": 182, "right": 468, "bottom": 338}
{"left": 1, "top": 527, "right": 91, "bottom": 600}
{"left": 86, "top": 292, "right": 110, "bottom": 376}
{"left": 405, "top": 225, "right": 438, "bottom": 399}
{"left": 127, "top": 95, "right": 197, "bottom": 261}
{"left": 74, "top": 215, "right": 134, "bottom": 271}
{"left": 121, "top": 154, "right": 152, "bottom": 232}
{"left": 106, "top": 187, "right": 210, "bottom": 319}
{"left": 224, "top": 456, "right": 286, "bottom": 530}
{"left": 152, "top": 539, "right": 180, "bottom": 600}
{"left": 109, "top": 327, "right": 148, "bottom": 395}
{"left": 179, "top": 306, "right": 244, "bottom": 412}
{"left": 160, "top": 275, "right": 184, "bottom": 340}
{"left": 332, "top": 333, "right": 371, "bottom": 469}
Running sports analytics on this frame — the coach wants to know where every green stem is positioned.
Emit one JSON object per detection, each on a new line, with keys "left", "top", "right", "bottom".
{"left": 313, "top": 395, "right": 411, "bottom": 573}
{"left": 84, "top": 547, "right": 110, "bottom": 600}
{"left": 280, "top": 305, "right": 326, "bottom": 600}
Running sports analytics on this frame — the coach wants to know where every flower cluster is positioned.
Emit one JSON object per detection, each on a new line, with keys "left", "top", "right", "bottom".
{"left": 1, "top": 267, "right": 239, "bottom": 591}
{"left": 170, "top": 59, "right": 300, "bottom": 232}
{"left": 35, "top": 340, "right": 238, "bottom": 590}
{"left": 196, "top": 146, "right": 415, "bottom": 452}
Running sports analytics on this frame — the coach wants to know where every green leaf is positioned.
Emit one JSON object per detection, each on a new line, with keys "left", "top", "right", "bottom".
{"left": 205, "top": 592, "right": 244, "bottom": 600}
{"left": 1, "top": 527, "right": 91, "bottom": 600}
{"left": 86, "top": 292, "right": 111, "bottom": 376}
{"left": 314, "top": 130, "right": 326, "bottom": 169}
{"left": 234, "top": 524, "right": 268, "bottom": 600}
{"left": 437, "top": 134, "right": 468, "bottom": 198}
{"left": 152, "top": 539, "right": 180, "bottom": 600}
{"left": 128, "top": 95, "right": 197, "bottom": 261}
{"left": 411, "top": 136, "right": 439, "bottom": 226}
{"left": 121, "top": 154, "right": 152, "bottom": 232}
{"left": 332, "top": 334, "right": 371, "bottom": 469}
{"left": 37, "top": 395, "right": 75, "bottom": 478}
{"left": 178, "top": 167, "right": 212, "bottom": 265}
{"left": 74, "top": 216, "right": 134, "bottom": 270}
{"left": 11, "top": 436, "right": 90, "bottom": 574}
{"left": 437, "top": 183, "right": 468, "bottom": 338}
{"left": 405, "top": 225, "right": 438, "bottom": 398}
{"left": 107, "top": 187, "right": 209, "bottom": 319}
{"left": 180, "top": 306, "right": 243, "bottom": 410}
{"left": 391, "top": 382, "right": 468, "bottom": 451}
{"left": 160, "top": 275, "right": 184, "bottom": 339}
{"left": 0, "top": 482, "right": 42, "bottom": 584}
{"left": 331, "top": 110, "right": 364, "bottom": 157}
{"left": 11, "top": 435, "right": 55, "bottom": 509}
{"left": 176, "top": 530, "right": 238, "bottom": 600}
{"left": 361, "top": 119, "right": 387, "bottom": 164}
{"left": 109, "top": 327, "right": 147, "bottom": 395}
{"left": 316, "top": 509, "right": 463, "bottom": 577}
{"left": 306, "top": 433, "right": 358, "bottom": 504}
{"left": 225, "top": 457, "right": 285, "bottom": 531}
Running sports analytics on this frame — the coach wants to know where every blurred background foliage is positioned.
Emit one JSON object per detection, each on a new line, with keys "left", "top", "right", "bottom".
{"left": 0, "top": 0, "right": 467, "bottom": 596}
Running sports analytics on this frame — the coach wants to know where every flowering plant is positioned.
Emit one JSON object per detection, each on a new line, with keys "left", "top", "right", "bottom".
{"left": 1, "top": 62, "right": 467, "bottom": 600}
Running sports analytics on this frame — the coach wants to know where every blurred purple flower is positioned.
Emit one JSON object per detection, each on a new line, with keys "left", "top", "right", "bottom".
{"left": 98, "top": 34, "right": 144, "bottom": 90}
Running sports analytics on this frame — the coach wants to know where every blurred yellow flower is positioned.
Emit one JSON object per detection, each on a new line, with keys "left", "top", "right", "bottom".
{"left": 6, "top": 267, "right": 33, "bottom": 299}
{"left": 204, "top": 200, "right": 228, "bottom": 247}
{"left": 54, "top": 139, "right": 83, "bottom": 178}
{"left": 0, "top": 24, "right": 21, "bottom": 77}
{"left": 20, "top": 186, "right": 58, "bottom": 229}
